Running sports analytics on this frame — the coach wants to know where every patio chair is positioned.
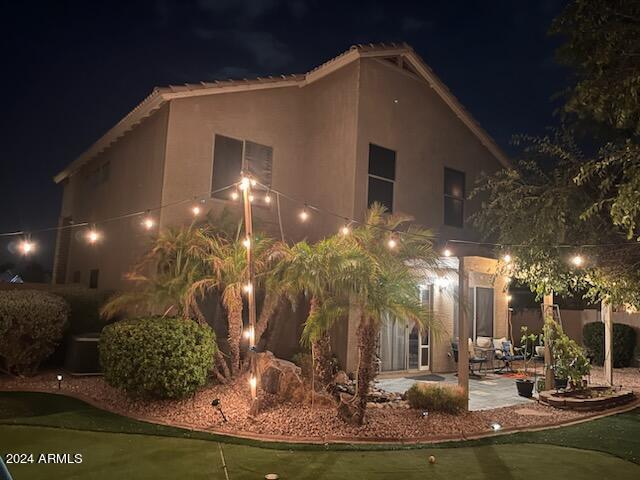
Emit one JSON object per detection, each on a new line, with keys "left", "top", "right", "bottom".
{"left": 495, "top": 340, "right": 524, "bottom": 373}
{"left": 451, "top": 340, "right": 487, "bottom": 377}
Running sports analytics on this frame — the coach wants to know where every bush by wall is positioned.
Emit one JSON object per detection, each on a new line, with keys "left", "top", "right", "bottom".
{"left": 406, "top": 383, "right": 466, "bottom": 414}
{"left": 583, "top": 322, "right": 637, "bottom": 367}
{"left": 99, "top": 317, "right": 216, "bottom": 399}
{"left": 0, "top": 290, "right": 69, "bottom": 375}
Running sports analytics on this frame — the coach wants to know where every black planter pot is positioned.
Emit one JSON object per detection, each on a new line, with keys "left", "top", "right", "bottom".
{"left": 554, "top": 378, "right": 568, "bottom": 390}
{"left": 516, "top": 379, "right": 534, "bottom": 398}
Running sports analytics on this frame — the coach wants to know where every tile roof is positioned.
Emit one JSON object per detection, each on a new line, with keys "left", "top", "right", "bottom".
{"left": 54, "top": 43, "right": 507, "bottom": 183}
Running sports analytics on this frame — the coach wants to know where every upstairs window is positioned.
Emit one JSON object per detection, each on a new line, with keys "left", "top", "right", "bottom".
{"left": 367, "top": 144, "right": 396, "bottom": 212}
{"left": 444, "top": 167, "right": 465, "bottom": 227}
{"left": 211, "top": 135, "right": 273, "bottom": 200}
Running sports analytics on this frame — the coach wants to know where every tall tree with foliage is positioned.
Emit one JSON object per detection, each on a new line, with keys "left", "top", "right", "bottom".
{"left": 273, "top": 238, "right": 367, "bottom": 392}
{"left": 344, "top": 203, "right": 440, "bottom": 424}
{"left": 185, "top": 232, "right": 282, "bottom": 378}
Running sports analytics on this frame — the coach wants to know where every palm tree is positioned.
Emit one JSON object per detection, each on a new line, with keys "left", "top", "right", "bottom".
{"left": 185, "top": 232, "right": 280, "bottom": 378}
{"left": 101, "top": 225, "right": 205, "bottom": 320}
{"left": 346, "top": 203, "right": 440, "bottom": 424}
{"left": 274, "top": 238, "right": 366, "bottom": 392}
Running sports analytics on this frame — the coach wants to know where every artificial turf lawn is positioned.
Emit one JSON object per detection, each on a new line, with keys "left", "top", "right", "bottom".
{"left": 0, "top": 391, "right": 639, "bottom": 479}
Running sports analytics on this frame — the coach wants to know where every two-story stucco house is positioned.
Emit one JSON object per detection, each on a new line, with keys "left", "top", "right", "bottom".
{"left": 52, "top": 43, "right": 511, "bottom": 375}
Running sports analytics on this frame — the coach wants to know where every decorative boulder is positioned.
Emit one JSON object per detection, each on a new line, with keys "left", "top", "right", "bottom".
{"left": 334, "top": 370, "right": 349, "bottom": 385}
{"left": 255, "top": 351, "right": 304, "bottom": 402}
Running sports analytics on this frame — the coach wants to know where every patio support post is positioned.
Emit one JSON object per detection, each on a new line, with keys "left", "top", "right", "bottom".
{"left": 241, "top": 171, "right": 260, "bottom": 415}
{"left": 457, "top": 256, "right": 469, "bottom": 411}
{"left": 602, "top": 299, "right": 613, "bottom": 386}
{"left": 543, "top": 291, "right": 554, "bottom": 391}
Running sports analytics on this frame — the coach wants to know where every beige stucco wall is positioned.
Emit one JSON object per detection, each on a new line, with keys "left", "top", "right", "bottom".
{"left": 159, "top": 61, "right": 359, "bottom": 247}
{"left": 353, "top": 58, "right": 503, "bottom": 239}
{"left": 57, "top": 104, "right": 169, "bottom": 290}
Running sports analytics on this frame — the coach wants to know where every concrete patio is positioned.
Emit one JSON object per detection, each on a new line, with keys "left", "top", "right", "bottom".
{"left": 376, "top": 372, "right": 536, "bottom": 411}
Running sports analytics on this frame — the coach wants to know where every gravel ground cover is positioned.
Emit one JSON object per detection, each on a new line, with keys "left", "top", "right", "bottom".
{"left": 2, "top": 366, "right": 637, "bottom": 442}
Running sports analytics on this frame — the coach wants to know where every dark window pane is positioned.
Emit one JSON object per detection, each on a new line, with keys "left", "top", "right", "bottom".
{"left": 89, "top": 269, "right": 99, "bottom": 289}
{"left": 368, "top": 177, "right": 394, "bottom": 211}
{"left": 245, "top": 141, "right": 273, "bottom": 188}
{"left": 368, "top": 144, "right": 396, "bottom": 180}
{"left": 444, "top": 168, "right": 465, "bottom": 198}
{"left": 444, "top": 197, "right": 464, "bottom": 227}
{"left": 475, "top": 287, "right": 494, "bottom": 337}
{"left": 212, "top": 135, "right": 243, "bottom": 199}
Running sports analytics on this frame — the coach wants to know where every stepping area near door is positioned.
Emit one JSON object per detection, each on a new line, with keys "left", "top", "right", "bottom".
{"left": 377, "top": 372, "right": 535, "bottom": 411}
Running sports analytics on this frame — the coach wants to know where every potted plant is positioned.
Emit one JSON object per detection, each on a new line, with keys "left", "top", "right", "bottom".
{"left": 515, "top": 326, "right": 538, "bottom": 398}
{"left": 547, "top": 320, "right": 590, "bottom": 391}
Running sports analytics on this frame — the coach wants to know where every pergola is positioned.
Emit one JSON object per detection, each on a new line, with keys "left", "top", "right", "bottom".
{"left": 455, "top": 258, "right": 614, "bottom": 410}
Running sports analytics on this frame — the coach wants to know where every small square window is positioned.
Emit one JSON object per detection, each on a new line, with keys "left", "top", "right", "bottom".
{"left": 368, "top": 144, "right": 396, "bottom": 180}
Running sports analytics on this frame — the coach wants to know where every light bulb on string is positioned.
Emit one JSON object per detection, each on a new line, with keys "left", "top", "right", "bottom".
{"left": 86, "top": 228, "right": 100, "bottom": 244}
{"left": 230, "top": 190, "right": 239, "bottom": 201}
{"left": 239, "top": 177, "right": 250, "bottom": 191}
{"left": 340, "top": 225, "right": 350, "bottom": 236}
{"left": 141, "top": 214, "right": 155, "bottom": 230}
{"left": 264, "top": 193, "right": 272, "bottom": 204}
{"left": 503, "top": 254, "right": 512, "bottom": 264}
{"left": 571, "top": 254, "right": 584, "bottom": 267}
{"left": 242, "top": 237, "right": 251, "bottom": 249}
{"left": 243, "top": 282, "right": 253, "bottom": 294}
{"left": 299, "top": 206, "right": 309, "bottom": 222}
{"left": 248, "top": 194, "right": 254, "bottom": 203}
{"left": 443, "top": 248, "right": 452, "bottom": 257}
{"left": 250, "top": 179, "right": 257, "bottom": 187}
{"left": 191, "top": 205, "right": 201, "bottom": 216}
{"left": 387, "top": 236, "right": 398, "bottom": 249}
{"left": 19, "top": 239, "right": 35, "bottom": 255}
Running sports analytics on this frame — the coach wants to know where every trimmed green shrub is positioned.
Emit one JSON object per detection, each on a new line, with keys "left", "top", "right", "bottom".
{"left": 406, "top": 383, "right": 466, "bottom": 414}
{"left": 99, "top": 317, "right": 216, "bottom": 399}
{"left": 0, "top": 290, "right": 69, "bottom": 374}
{"left": 583, "top": 322, "right": 637, "bottom": 367}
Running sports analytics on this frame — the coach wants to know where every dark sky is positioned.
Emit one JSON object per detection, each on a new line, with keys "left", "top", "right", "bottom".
{"left": 0, "top": 0, "right": 569, "bottom": 270}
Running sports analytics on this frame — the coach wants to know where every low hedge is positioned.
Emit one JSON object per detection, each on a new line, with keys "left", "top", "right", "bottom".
{"left": 99, "top": 317, "right": 216, "bottom": 399}
{"left": 0, "top": 290, "right": 69, "bottom": 375}
{"left": 406, "top": 383, "right": 466, "bottom": 414}
{"left": 583, "top": 322, "right": 637, "bottom": 367}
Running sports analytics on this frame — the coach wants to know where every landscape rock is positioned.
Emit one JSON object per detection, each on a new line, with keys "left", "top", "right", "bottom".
{"left": 255, "top": 351, "right": 304, "bottom": 402}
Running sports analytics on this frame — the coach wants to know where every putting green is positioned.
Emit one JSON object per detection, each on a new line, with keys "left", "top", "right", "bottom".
{"left": 0, "top": 392, "right": 639, "bottom": 479}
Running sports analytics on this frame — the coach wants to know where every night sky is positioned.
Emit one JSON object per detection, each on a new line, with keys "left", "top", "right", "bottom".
{"left": 0, "top": 0, "right": 569, "bottom": 272}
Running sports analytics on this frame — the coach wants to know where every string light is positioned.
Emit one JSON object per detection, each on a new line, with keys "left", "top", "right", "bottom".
{"left": 191, "top": 205, "right": 201, "bottom": 216}
{"left": 142, "top": 217, "right": 155, "bottom": 230}
{"left": 19, "top": 239, "right": 34, "bottom": 255}
{"left": 250, "top": 179, "right": 257, "bottom": 187}
{"left": 387, "top": 237, "right": 398, "bottom": 249}
{"left": 506, "top": 294, "right": 513, "bottom": 302}
{"left": 340, "top": 225, "right": 350, "bottom": 236}
{"left": 230, "top": 191, "right": 239, "bottom": 201}
{"left": 243, "top": 283, "right": 253, "bottom": 294}
{"left": 503, "top": 254, "right": 512, "bottom": 263}
{"left": 242, "top": 237, "right": 251, "bottom": 249}
{"left": 264, "top": 193, "right": 272, "bottom": 204}
{"left": 443, "top": 248, "right": 452, "bottom": 257}
{"left": 248, "top": 194, "right": 254, "bottom": 203}
{"left": 299, "top": 207, "right": 309, "bottom": 222}
{"left": 571, "top": 255, "right": 584, "bottom": 267}
{"left": 86, "top": 229, "right": 100, "bottom": 244}
{"left": 239, "top": 177, "right": 250, "bottom": 191}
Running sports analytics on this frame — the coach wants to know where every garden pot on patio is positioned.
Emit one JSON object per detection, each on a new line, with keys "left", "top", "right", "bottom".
{"left": 554, "top": 378, "right": 568, "bottom": 390}
{"left": 515, "top": 379, "right": 534, "bottom": 398}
